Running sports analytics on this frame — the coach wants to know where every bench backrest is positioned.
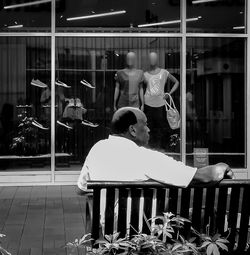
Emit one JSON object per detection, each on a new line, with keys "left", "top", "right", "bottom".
{"left": 87, "top": 180, "right": 250, "bottom": 253}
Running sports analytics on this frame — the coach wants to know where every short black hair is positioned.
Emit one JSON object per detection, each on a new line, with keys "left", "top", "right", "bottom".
{"left": 111, "top": 110, "right": 138, "bottom": 134}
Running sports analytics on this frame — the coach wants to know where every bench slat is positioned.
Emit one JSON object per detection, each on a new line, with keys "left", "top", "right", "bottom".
{"left": 168, "top": 188, "right": 179, "bottom": 214}
{"left": 238, "top": 186, "right": 250, "bottom": 251}
{"left": 180, "top": 188, "right": 191, "bottom": 219}
{"left": 142, "top": 188, "right": 154, "bottom": 234}
{"left": 192, "top": 188, "right": 204, "bottom": 232}
{"left": 117, "top": 188, "right": 129, "bottom": 237}
{"left": 227, "top": 186, "right": 241, "bottom": 250}
{"left": 130, "top": 189, "right": 141, "bottom": 236}
{"left": 105, "top": 188, "right": 115, "bottom": 234}
{"left": 156, "top": 188, "right": 166, "bottom": 216}
{"left": 92, "top": 188, "right": 101, "bottom": 241}
{"left": 203, "top": 187, "right": 216, "bottom": 234}
{"left": 216, "top": 187, "right": 228, "bottom": 234}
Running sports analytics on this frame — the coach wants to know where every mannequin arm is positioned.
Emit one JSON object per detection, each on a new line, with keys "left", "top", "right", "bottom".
{"left": 168, "top": 73, "right": 179, "bottom": 95}
{"left": 114, "top": 81, "right": 120, "bottom": 111}
{"left": 139, "top": 83, "right": 144, "bottom": 111}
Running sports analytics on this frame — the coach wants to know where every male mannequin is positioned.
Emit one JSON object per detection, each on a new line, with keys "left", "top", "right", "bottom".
{"left": 143, "top": 52, "right": 179, "bottom": 150}
{"left": 114, "top": 52, "right": 144, "bottom": 111}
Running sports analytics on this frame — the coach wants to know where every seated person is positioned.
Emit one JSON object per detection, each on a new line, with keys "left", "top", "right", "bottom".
{"left": 77, "top": 107, "right": 233, "bottom": 194}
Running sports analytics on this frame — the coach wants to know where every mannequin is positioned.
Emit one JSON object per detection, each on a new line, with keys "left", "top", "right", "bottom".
{"left": 143, "top": 52, "right": 179, "bottom": 150}
{"left": 114, "top": 52, "right": 144, "bottom": 111}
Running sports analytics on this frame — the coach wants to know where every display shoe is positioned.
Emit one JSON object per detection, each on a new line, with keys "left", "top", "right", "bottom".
{"left": 55, "top": 80, "right": 71, "bottom": 88}
{"left": 57, "top": 120, "right": 73, "bottom": 130}
{"left": 31, "top": 78, "right": 48, "bottom": 88}
{"left": 81, "top": 120, "right": 99, "bottom": 128}
{"left": 80, "top": 79, "right": 95, "bottom": 89}
{"left": 32, "top": 120, "right": 49, "bottom": 130}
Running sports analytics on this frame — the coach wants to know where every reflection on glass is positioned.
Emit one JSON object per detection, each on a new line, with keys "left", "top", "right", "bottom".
{"left": 0, "top": 0, "right": 51, "bottom": 32}
{"left": 56, "top": 0, "right": 180, "bottom": 32}
{"left": 0, "top": 37, "right": 51, "bottom": 171}
{"left": 187, "top": 0, "right": 245, "bottom": 33}
{"left": 186, "top": 38, "right": 245, "bottom": 168}
{"left": 55, "top": 37, "right": 181, "bottom": 170}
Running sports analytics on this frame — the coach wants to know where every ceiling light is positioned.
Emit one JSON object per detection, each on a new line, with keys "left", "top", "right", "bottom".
{"left": 67, "top": 10, "right": 126, "bottom": 21}
{"left": 138, "top": 16, "right": 201, "bottom": 28}
{"left": 192, "top": 0, "right": 218, "bottom": 4}
{"left": 7, "top": 24, "right": 23, "bottom": 29}
{"left": 4, "top": 0, "right": 51, "bottom": 9}
{"left": 233, "top": 26, "right": 245, "bottom": 30}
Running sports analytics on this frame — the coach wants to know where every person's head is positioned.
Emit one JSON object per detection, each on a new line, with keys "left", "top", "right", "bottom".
{"left": 111, "top": 107, "right": 150, "bottom": 146}
{"left": 126, "top": 52, "right": 136, "bottom": 67}
{"left": 149, "top": 52, "right": 158, "bottom": 67}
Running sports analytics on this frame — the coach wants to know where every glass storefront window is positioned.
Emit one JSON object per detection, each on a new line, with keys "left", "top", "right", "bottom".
{"left": 56, "top": 0, "right": 180, "bottom": 33}
{"left": 0, "top": 1, "right": 249, "bottom": 182}
{"left": 0, "top": 37, "right": 51, "bottom": 171}
{"left": 187, "top": 0, "right": 245, "bottom": 33}
{"left": 55, "top": 37, "right": 181, "bottom": 170}
{"left": 0, "top": 0, "right": 51, "bottom": 32}
{"left": 186, "top": 38, "right": 245, "bottom": 168}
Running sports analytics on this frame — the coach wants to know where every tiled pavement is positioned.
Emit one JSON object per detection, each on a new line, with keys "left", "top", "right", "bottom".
{"left": 0, "top": 186, "right": 90, "bottom": 255}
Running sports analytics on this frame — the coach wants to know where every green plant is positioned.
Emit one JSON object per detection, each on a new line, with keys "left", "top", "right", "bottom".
{"left": 66, "top": 212, "right": 229, "bottom": 255}
{"left": 0, "top": 233, "right": 11, "bottom": 255}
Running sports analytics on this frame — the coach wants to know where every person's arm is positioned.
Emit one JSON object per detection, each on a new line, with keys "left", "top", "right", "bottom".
{"left": 139, "top": 83, "right": 144, "bottom": 111}
{"left": 114, "top": 81, "right": 120, "bottom": 112}
{"left": 141, "top": 147, "right": 233, "bottom": 188}
{"left": 164, "top": 73, "right": 179, "bottom": 99}
{"left": 189, "top": 163, "right": 234, "bottom": 187}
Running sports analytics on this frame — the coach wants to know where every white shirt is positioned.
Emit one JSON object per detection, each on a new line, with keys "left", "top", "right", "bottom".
{"left": 77, "top": 135, "right": 197, "bottom": 191}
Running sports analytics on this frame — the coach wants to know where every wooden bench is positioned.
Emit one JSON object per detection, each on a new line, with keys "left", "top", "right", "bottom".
{"left": 87, "top": 180, "right": 250, "bottom": 253}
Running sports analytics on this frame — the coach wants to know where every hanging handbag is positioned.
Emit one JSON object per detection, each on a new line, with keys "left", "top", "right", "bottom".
{"left": 164, "top": 93, "right": 180, "bottom": 130}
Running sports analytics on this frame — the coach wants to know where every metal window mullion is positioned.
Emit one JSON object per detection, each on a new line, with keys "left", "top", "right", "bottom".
{"left": 180, "top": 0, "right": 187, "bottom": 164}
{"left": 246, "top": 0, "right": 250, "bottom": 177}
{"left": 51, "top": 0, "right": 56, "bottom": 183}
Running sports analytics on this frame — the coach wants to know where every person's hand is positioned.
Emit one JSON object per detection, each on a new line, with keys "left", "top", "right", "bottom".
{"left": 163, "top": 93, "right": 170, "bottom": 100}
{"left": 215, "top": 163, "right": 234, "bottom": 181}
{"left": 113, "top": 106, "right": 117, "bottom": 112}
{"left": 140, "top": 105, "right": 144, "bottom": 112}
{"left": 224, "top": 166, "right": 235, "bottom": 179}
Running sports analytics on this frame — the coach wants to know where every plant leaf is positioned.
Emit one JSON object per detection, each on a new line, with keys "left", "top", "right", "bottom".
{"left": 215, "top": 241, "right": 228, "bottom": 251}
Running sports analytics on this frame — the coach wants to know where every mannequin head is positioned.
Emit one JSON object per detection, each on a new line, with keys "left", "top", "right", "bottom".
{"left": 149, "top": 52, "right": 158, "bottom": 67}
{"left": 126, "top": 52, "right": 136, "bottom": 68}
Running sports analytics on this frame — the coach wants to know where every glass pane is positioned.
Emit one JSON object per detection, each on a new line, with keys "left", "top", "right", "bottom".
{"left": 55, "top": 37, "right": 181, "bottom": 171}
{"left": 186, "top": 38, "right": 245, "bottom": 168}
{"left": 187, "top": 0, "right": 245, "bottom": 33}
{"left": 0, "top": 0, "right": 51, "bottom": 32}
{"left": 56, "top": 0, "right": 180, "bottom": 33}
{"left": 0, "top": 37, "right": 51, "bottom": 171}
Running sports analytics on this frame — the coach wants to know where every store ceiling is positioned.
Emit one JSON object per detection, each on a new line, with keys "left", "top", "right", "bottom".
{"left": 0, "top": 0, "right": 245, "bottom": 32}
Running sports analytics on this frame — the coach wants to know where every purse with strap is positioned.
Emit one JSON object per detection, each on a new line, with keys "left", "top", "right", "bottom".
{"left": 164, "top": 93, "right": 180, "bottom": 130}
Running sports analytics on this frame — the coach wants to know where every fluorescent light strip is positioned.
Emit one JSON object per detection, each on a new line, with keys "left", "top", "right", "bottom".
{"left": 7, "top": 24, "right": 23, "bottom": 29}
{"left": 67, "top": 10, "right": 126, "bottom": 21}
{"left": 4, "top": 0, "right": 51, "bottom": 10}
{"left": 138, "top": 17, "right": 201, "bottom": 28}
{"left": 192, "top": 0, "right": 218, "bottom": 4}
{"left": 233, "top": 26, "right": 245, "bottom": 30}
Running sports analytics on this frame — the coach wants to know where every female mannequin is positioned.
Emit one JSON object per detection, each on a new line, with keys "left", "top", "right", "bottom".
{"left": 143, "top": 52, "right": 179, "bottom": 150}
{"left": 114, "top": 52, "right": 144, "bottom": 111}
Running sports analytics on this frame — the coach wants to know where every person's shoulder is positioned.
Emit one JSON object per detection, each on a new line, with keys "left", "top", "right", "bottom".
{"left": 88, "top": 138, "right": 109, "bottom": 154}
{"left": 162, "top": 69, "right": 169, "bottom": 75}
{"left": 136, "top": 69, "right": 144, "bottom": 74}
{"left": 117, "top": 69, "right": 127, "bottom": 74}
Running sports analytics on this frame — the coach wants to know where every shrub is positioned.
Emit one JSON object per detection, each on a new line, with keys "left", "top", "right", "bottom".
{"left": 66, "top": 212, "right": 229, "bottom": 255}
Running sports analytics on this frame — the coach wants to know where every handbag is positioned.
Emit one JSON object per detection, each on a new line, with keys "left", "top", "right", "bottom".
{"left": 164, "top": 94, "right": 180, "bottom": 130}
